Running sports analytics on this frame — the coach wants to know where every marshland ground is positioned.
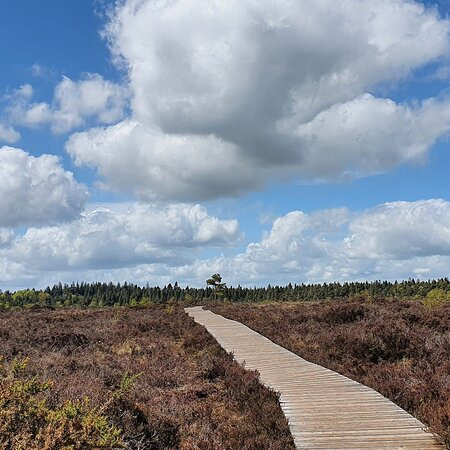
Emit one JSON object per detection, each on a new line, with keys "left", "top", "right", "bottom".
{"left": 0, "top": 281, "right": 449, "bottom": 448}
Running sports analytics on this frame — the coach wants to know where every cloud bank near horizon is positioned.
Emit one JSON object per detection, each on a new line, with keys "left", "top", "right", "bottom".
{"left": 1, "top": 199, "right": 449, "bottom": 289}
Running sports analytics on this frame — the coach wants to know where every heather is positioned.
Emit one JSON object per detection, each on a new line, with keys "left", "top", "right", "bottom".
{"left": 0, "top": 306, "right": 294, "bottom": 449}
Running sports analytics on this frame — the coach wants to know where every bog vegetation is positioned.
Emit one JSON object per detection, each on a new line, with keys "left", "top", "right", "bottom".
{"left": 0, "top": 306, "right": 294, "bottom": 449}
{"left": 1, "top": 278, "right": 448, "bottom": 448}
{"left": 212, "top": 297, "right": 450, "bottom": 447}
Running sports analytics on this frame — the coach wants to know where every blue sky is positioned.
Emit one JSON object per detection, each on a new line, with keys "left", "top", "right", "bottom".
{"left": 0, "top": 0, "right": 449, "bottom": 289}
{"left": 0, "top": 0, "right": 119, "bottom": 196}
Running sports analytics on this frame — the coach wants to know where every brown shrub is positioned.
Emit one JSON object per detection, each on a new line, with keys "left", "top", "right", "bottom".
{"left": 0, "top": 306, "right": 294, "bottom": 449}
{"left": 0, "top": 356, "right": 125, "bottom": 449}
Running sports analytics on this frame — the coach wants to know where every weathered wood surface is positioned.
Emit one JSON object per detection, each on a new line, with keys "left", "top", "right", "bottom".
{"left": 185, "top": 306, "right": 443, "bottom": 449}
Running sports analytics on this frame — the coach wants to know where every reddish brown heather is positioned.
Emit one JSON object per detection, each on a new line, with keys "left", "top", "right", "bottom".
{"left": 211, "top": 298, "right": 450, "bottom": 448}
{"left": 0, "top": 306, "right": 294, "bottom": 450}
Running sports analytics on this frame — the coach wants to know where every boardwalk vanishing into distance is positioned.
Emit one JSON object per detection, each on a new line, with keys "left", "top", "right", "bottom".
{"left": 185, "top": 306, "right": 443, "bottom": 449}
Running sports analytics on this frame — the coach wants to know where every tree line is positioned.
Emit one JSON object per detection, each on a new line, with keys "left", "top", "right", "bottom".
{"left": 0, "top": 277, "right": 449, "bottom": 310}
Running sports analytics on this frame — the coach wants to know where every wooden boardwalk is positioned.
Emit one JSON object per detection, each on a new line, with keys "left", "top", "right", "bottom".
{"left": 185, "top": 306, "right": 443, "bottom": 449}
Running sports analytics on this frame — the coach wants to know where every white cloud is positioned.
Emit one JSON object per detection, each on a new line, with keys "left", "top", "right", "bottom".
{"left": 109, "top": 0, "right": 448, "bottom": 128}
{"left": 67, "top": 120, "right": 269, "bottom": 200}
{"left": 65, "top": 0, "right": 450, "bottom": 201}
{"left": 67, "top": 93, "right": 450, "bottom": 200}
{"left": 1, "top": 199, "right": 449, "bottom": 289}
{"left": 0, "top": 123, "right": 20, "bottom": 144}
{"left": 163, "top": 199, "right": 450, "bottom": 286}
{"left": 212, "top": 199, "right": 450, "bottom": 284}
{"left": 0, "top": 229, "right": 13, "bottom": 247}
{"left": 293, "top": 94, "right": 450, "bottom": 179}
{"left": 1, "top": 203, "right": 241, "bottom": 273}
{"left": 15, "top": 84, "right": 33, "bottom": 99}
{"left": 0, "top": 146, "right": 88, "bottom": 227}
{"left": 344, "top": 199, "right": 450, "bottom": 259}
{"left": 29, "top": 63, "right": 55, "bottom": 79}
{"left": 6, "top": 74, "right": 128, "bottom": 134}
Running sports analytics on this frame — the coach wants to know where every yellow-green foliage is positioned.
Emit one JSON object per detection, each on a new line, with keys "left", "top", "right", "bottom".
{"left": 423, "top": 288, "right": 450, "bottom": 309}
{"left": 0, "top": 356, "right": 124, "bottom": 449}
{"left": 165, "top": 297, "right": 178, "bottom": 314}
{"left": 139, "top": 297, "right": 154, "bottom": 307}
{"left": 113, "top": 340, "right": 142, "bottom": 356}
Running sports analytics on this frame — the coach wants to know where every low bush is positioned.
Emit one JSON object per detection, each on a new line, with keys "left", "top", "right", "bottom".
{"left": 0, "top": 356, "right": 125, "bottom": 449}
{"left": 423, "top": 288, "right": 450, "bottom": 309}
{"left": 0, "top": 306, "right": 294, "bottom": 449}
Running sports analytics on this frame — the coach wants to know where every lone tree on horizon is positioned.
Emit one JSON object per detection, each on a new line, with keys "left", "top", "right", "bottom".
{"left": 206, "top": 274, "right": 226, "bottom": 300}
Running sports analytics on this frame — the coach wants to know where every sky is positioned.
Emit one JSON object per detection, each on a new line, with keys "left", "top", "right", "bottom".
{"left": 0, "top": 0, "right": 449, "bottom": 290}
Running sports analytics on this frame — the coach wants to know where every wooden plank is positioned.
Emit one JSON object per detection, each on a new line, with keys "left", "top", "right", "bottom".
{"left": 185, "top": 306, "right": 444, "bottom": 449}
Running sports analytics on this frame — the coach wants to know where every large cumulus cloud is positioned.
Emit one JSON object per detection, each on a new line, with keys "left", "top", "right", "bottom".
{"left": 66, "top": 0, "right": 450, "bottom": 201}
{"left": 0, "top": 147, "right": 88, "bottom": 227}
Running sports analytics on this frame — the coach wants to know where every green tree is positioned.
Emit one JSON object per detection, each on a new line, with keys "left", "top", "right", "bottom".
{"left": 206, "top": 274, "right": 226, "bottom": 300}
